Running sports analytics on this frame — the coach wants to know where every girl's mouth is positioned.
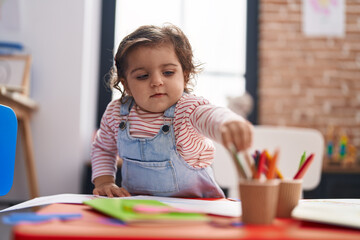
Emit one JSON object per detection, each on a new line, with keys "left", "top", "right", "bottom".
{"left": 151, "top": 93, "right": 166, "bottom": 98}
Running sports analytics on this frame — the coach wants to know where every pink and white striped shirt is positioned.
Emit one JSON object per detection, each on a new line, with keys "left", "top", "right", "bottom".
{"left": 91, "top": 94, "right": 244, "bottom": 181}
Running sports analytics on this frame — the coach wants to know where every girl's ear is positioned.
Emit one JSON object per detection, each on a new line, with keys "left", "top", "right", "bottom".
{"left": 120, "top": 78, "right": 132, "bottom": 96}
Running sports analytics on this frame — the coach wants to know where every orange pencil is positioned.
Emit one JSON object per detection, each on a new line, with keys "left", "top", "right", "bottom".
{"left": 264, "top": 150, "right": 284, "bottom": 179}
{"left": 266, "top": 149, "right": 279, "bottom": 179}
{"left": 264, "top": 150, "right": 272, "bottom": 163}
{"left": 293, "top": 153, "right": 315, "bottom": 179}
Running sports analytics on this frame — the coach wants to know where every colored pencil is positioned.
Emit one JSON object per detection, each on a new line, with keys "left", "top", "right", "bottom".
{"left": 299, "top": 151, "right": 306, "bottom": 169}
{"left": 244, "top": 151, "right": 257, "bottom": 177}
{"left": 254, "top": 151, "right": 266, "bottom": 179}
{"left": 275, "top": 167, "right": 284, "bottom": 179}
{"left": 293, "top": 153, "right": 315, "bottom": 179}
{"left": 228, "top": 145, "right": 248, "bottom": 179}
{"left": 266, "top": 149, "right": 279, "bottom": 179}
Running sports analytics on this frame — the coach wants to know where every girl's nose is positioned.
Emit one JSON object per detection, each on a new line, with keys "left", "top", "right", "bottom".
{"left": 150, "top": 73, "right": 164, "bottom": 87}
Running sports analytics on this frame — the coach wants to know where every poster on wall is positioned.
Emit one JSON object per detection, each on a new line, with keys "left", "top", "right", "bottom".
{"left": 0, "top": 0, "right": 21, "bottom": 32}
{"left": 302, "top": 0, "right": 345, "bottom": 37}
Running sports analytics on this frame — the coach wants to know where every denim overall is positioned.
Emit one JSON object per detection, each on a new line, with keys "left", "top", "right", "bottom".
{"left": 117, "top": 97, "right": 225, "bottom": 198}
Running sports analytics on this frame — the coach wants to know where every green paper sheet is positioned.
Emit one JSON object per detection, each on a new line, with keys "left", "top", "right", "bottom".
{"left": 83, "top": 198, "right": 208, "bottom": 223}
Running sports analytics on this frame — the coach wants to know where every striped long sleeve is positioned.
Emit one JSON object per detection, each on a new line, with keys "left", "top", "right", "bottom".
{"left": 91, "top": 94, "right": 245, "bottom": 181}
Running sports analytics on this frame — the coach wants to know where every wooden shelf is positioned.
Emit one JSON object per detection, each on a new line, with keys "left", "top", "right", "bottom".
{"left": 323, "top": 165, "right": 360, "bottom": 174}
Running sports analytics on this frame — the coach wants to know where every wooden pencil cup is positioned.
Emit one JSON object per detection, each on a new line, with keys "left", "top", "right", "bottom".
{"left": 276, "top": 179, "right": 303, "bottom": 218}
{"left": 239, "top": 180, "right": 279, "bottom": 225}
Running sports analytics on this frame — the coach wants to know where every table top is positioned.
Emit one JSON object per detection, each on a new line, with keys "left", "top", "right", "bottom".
{"left": 12, "top": 203, "right": 360, "bottom": 240}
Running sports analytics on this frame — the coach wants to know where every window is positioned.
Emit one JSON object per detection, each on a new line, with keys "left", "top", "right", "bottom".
{"left": 114, "top": 0, "right": 247, "bottom": 107}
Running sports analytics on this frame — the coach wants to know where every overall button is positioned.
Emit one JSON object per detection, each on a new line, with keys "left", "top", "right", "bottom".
{"left": 119, "top": 121, "right": 126, "bottom": 130}
{"left": 162, "top": 125, "right": 170, "bottom": 133}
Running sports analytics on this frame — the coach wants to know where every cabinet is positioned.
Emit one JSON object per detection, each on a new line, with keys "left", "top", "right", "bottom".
{"left": 304, "top": 169, "right": 360, "bottom": 199}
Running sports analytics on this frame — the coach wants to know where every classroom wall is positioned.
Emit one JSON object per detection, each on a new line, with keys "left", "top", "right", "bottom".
{"left": 258, "top": 0, "right": 360, "bottom": 157}
{"left": 0, "top": 0, "right": 101, "bottom": 200}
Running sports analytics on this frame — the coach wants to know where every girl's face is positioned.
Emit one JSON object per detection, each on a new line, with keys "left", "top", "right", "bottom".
{"left": 123, "top": 43, "right": 185, "bottom": 113}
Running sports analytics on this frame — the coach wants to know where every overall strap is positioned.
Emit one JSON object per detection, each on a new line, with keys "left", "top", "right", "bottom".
{"left": 120, "top": 96, "right": 135, "bottom": 116}
{"left": 164, "top": 92, "right": 187, "bottom": 118}
{"left": 163, "top": 103, "right": 176, "bottom": 118}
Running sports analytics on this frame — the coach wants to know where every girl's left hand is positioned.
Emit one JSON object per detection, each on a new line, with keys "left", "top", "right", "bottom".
{"left": 220, "top": 119, "right": 253, "bottom": 151}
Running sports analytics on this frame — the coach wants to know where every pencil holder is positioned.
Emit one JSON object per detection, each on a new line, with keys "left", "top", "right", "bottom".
{"left": 276, "top": 179, "right": 302, "bottom": 218}
{"left": 239, "top": 179, "right": 279, "bottom": 225}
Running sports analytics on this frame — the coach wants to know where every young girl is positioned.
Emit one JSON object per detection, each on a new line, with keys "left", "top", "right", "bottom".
{"left": 91, "top": 24, "right": 253, "bottom": 198}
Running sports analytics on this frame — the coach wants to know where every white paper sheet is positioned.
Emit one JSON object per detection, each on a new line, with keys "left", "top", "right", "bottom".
{"left": 124, "top": 195, "right": 241, "bottom": 217}
{"left": 292, "top": 199, "right": 360, "bottom": 229}
{"left": 0, "top": 194, "right": 241, "bottom": 217}
{"left": 302, "top": 0, "right": 345, "bottom": 37}
{"left": 0, "top": 194, "right": 97, "bottom": 212}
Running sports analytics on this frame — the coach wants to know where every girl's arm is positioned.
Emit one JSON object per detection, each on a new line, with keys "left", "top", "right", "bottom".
{"left": 190, "top": 104, "right": 253, "bottom": 152}
{"left": 91, "top": 100, "right": 131, "bottom": 197}
{"left": 174, "top": 94, "right": 253, "bottom": 152}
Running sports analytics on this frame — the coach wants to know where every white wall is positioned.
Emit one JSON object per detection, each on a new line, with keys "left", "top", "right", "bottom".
{"left": 0, "top": 0, "right": 101, "bottom": 200}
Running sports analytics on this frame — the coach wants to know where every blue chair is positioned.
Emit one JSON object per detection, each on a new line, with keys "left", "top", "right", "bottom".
{"left": 0, "top": 104, "right": 17, "bottom": 196}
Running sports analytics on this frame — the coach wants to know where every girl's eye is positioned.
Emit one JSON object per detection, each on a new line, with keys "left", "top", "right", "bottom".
{"left": 163, "top": 71, "right": 174, "bottom": 77}
{"left": 136, "top": 74, "right": 148, "bottom": 80}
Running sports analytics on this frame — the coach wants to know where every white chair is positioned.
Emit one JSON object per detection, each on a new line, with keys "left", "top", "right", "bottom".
{"left": 212, "top": 125, "right": 325, "bottom": 198}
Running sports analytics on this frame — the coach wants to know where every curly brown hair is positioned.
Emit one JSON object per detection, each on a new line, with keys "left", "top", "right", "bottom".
{"left": 110, "top": 24, "right": 202, "bottom": 101}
